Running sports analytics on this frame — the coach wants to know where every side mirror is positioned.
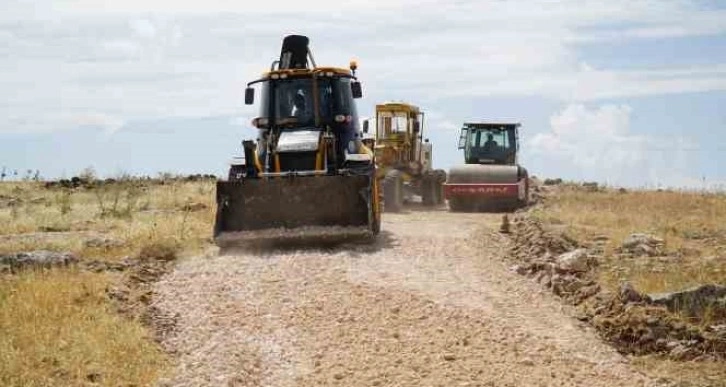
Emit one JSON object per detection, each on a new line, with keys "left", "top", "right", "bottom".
{"left": 363, "top": 119, "right": 369, "bottom": 133}
{"left": 244, "top": 87, "right": 254, "bottom": 105}
{"left": 458, "top": 128, "right": 468, "bottom": 149}
{"left": 351, "top": 81, "right": 362, "bottom": 99}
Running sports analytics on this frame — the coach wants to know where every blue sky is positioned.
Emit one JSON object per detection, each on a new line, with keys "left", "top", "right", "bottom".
{"left": 1, "top": 0, "right": 726, "bottom": 188}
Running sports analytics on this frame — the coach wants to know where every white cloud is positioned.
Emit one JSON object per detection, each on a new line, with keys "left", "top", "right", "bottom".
{"left": 70, "top": 112, "right": 125, "bottom": 136}
{"left": 57, "top": 0, "right": 436, "bottom": 14}
{"left": 524, "top": 103, "right": 704, "bottom": 188}
{"left": 129, "top": 18, "right": 156, "bottom": 39}
{"left": 1, "top": 0, "right": 726, "bottom": 186}
{"left": 2, "top": 0, "right": 725, "bottom": 135}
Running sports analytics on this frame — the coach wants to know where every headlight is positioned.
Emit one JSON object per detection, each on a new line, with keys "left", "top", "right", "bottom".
{"left": 347, "top": 140, "right": 358, "bottom": 154}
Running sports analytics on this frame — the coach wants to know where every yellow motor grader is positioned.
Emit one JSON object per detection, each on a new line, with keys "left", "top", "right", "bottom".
{"left": 362, "top": 102, "right": 446, "bottom": 212}
{"left": 213, "top": 35, "right": 381, "bottom": 246}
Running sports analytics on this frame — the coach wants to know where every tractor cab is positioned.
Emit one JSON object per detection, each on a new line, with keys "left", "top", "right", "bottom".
{"left": 214, "top": 34, "right": 381, "bottom": 245}
{"left": 235, "top": 35, "right": 367, "bottom": 179}
{"left": 458, "top": 123, "right": 520, "bottom": 165}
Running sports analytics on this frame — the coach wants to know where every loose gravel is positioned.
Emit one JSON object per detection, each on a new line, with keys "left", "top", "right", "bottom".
{"left": 152, "top": 209, "right": 662, "bottom": 387}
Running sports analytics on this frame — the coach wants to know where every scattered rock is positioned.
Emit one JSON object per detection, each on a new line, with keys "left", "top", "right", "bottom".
{"left": 707, "top": 324, "right": 726, "bottom": 339}
{"left": 82, "top": 259, "right": 129, "bottom": 273}
{"left": 0, "top": 250, "right": 78, "bottom": 273}
{"left": 592, "top": 235, "right": 610, "bottom": 242}
{"left": 84, "top": 236, "right": 125, "bottom": 249}
{"left": 619, "top": 233, "right": 664, "bottom": 257}
{"left": 442, "top": 353, "right": 456, "bottom": 361}
{"left": 619, "top": 283, "right": 650, "bottom": 304}
{"left": 506, "top": 215, "right": 726, "bottom": 361}
{"left": 669, "top": 343, "right": 699, "bottom": 361}
{"left": 574, "top": 284, "right": 601, "bottom": 304}
{"left": 86, "top": 372, "right": 102, "bottom": 383}
{"left": 649, "top": 284, "right": 726, "bottom": 318}
{"left": 551, "top": 274, "right": 587, "bottom": 296}
{"left": 555, "top": 249, "right": 595, "bottom": 273}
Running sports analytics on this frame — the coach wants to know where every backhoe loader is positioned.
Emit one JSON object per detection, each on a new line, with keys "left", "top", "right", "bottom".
{"left": 213, "top": 35, "right": 380, "bottom": 246}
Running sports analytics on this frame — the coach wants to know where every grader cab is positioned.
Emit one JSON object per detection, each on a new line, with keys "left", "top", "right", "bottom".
{"left": 363, "top": 102, "right": 446, "bottom": 212}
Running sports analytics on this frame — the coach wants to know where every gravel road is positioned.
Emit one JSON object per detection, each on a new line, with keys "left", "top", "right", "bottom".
{"left": 152, "top": 209, "right": 660, "bottom": 387}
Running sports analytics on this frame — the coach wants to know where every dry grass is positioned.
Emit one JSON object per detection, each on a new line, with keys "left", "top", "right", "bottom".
{"left": 632, "top": 356, "right": 726, "bottom": 387}
{"left": 0, "top": 179, "right": 216, "bottom": 259}
{"left": 0, "top": 269, "right": 168, "bottom": 386}
{"left": 532, "top": 186, "right": 726, "bottom": 295}
{"left": 0, "top": 178, "right": 217, "bottom": 386}
{"left": 533, "top": 184, "right": 726, "bottom": 387}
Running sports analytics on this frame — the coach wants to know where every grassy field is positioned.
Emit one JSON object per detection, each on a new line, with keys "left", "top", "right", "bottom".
{"left": 0, "top": 177, "right": 216, "bottom": 386}
{"left": 531, "top": 183, "right": 726, "bottom": 387}
{"left": 531, "top": 185, "right": 726, "bottom": 296}
{"left": 3, "top": 177, "right": 725, "bottom": 385}
{"left": 0, "top": 270, "right": 166, "bottom": 386}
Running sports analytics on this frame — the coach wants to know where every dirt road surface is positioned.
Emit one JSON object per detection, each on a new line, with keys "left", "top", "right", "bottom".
{"left": 153, "top": 209, "right": 661, "bottom": 387}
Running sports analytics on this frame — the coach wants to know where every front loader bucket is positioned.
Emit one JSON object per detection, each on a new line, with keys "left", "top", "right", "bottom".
{"left": 213, "top": 174, "right": 376, "bottom": 246}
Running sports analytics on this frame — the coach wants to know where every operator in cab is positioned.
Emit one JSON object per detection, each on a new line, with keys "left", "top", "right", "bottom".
{"left": 483, "top": 133, "right": 498, "bottom": 152}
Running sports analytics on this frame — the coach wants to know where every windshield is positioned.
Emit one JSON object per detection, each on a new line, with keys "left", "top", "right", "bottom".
{"left": 258, "top": 77, "right": 357, "bottom": 128}
{"left": 469, "top": 129, "right": 512, "bottom": 151}
{"left": 377, "top": 112, "right": 409, "bottom": 137}
{"left": 466, "top": 128, "right": 515, "bottom": 162}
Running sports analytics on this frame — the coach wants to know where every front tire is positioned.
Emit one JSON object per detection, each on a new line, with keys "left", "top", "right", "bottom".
{"left": 421, "top": 174, "right": 436, "bottom": 206}
{"left": 370, "top": 177, "right": 382, "bottom": 235}
{"left": 383, "top": 170, "right": 403, "bottom": 212}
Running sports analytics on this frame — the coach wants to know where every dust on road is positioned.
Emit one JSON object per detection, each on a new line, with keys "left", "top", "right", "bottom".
{"left": 152, "top": 209, "right": 660, "bottom": 387}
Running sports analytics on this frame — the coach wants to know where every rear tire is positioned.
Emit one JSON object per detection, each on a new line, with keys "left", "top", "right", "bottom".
{"left": 434, "top": 170, "right": 447, "bottom": 205}
{"left": 383, "top": 170, "right": 403, "bottom": 212}
{"left": 421, "top": 174, "right": 436, "bottom": 206}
